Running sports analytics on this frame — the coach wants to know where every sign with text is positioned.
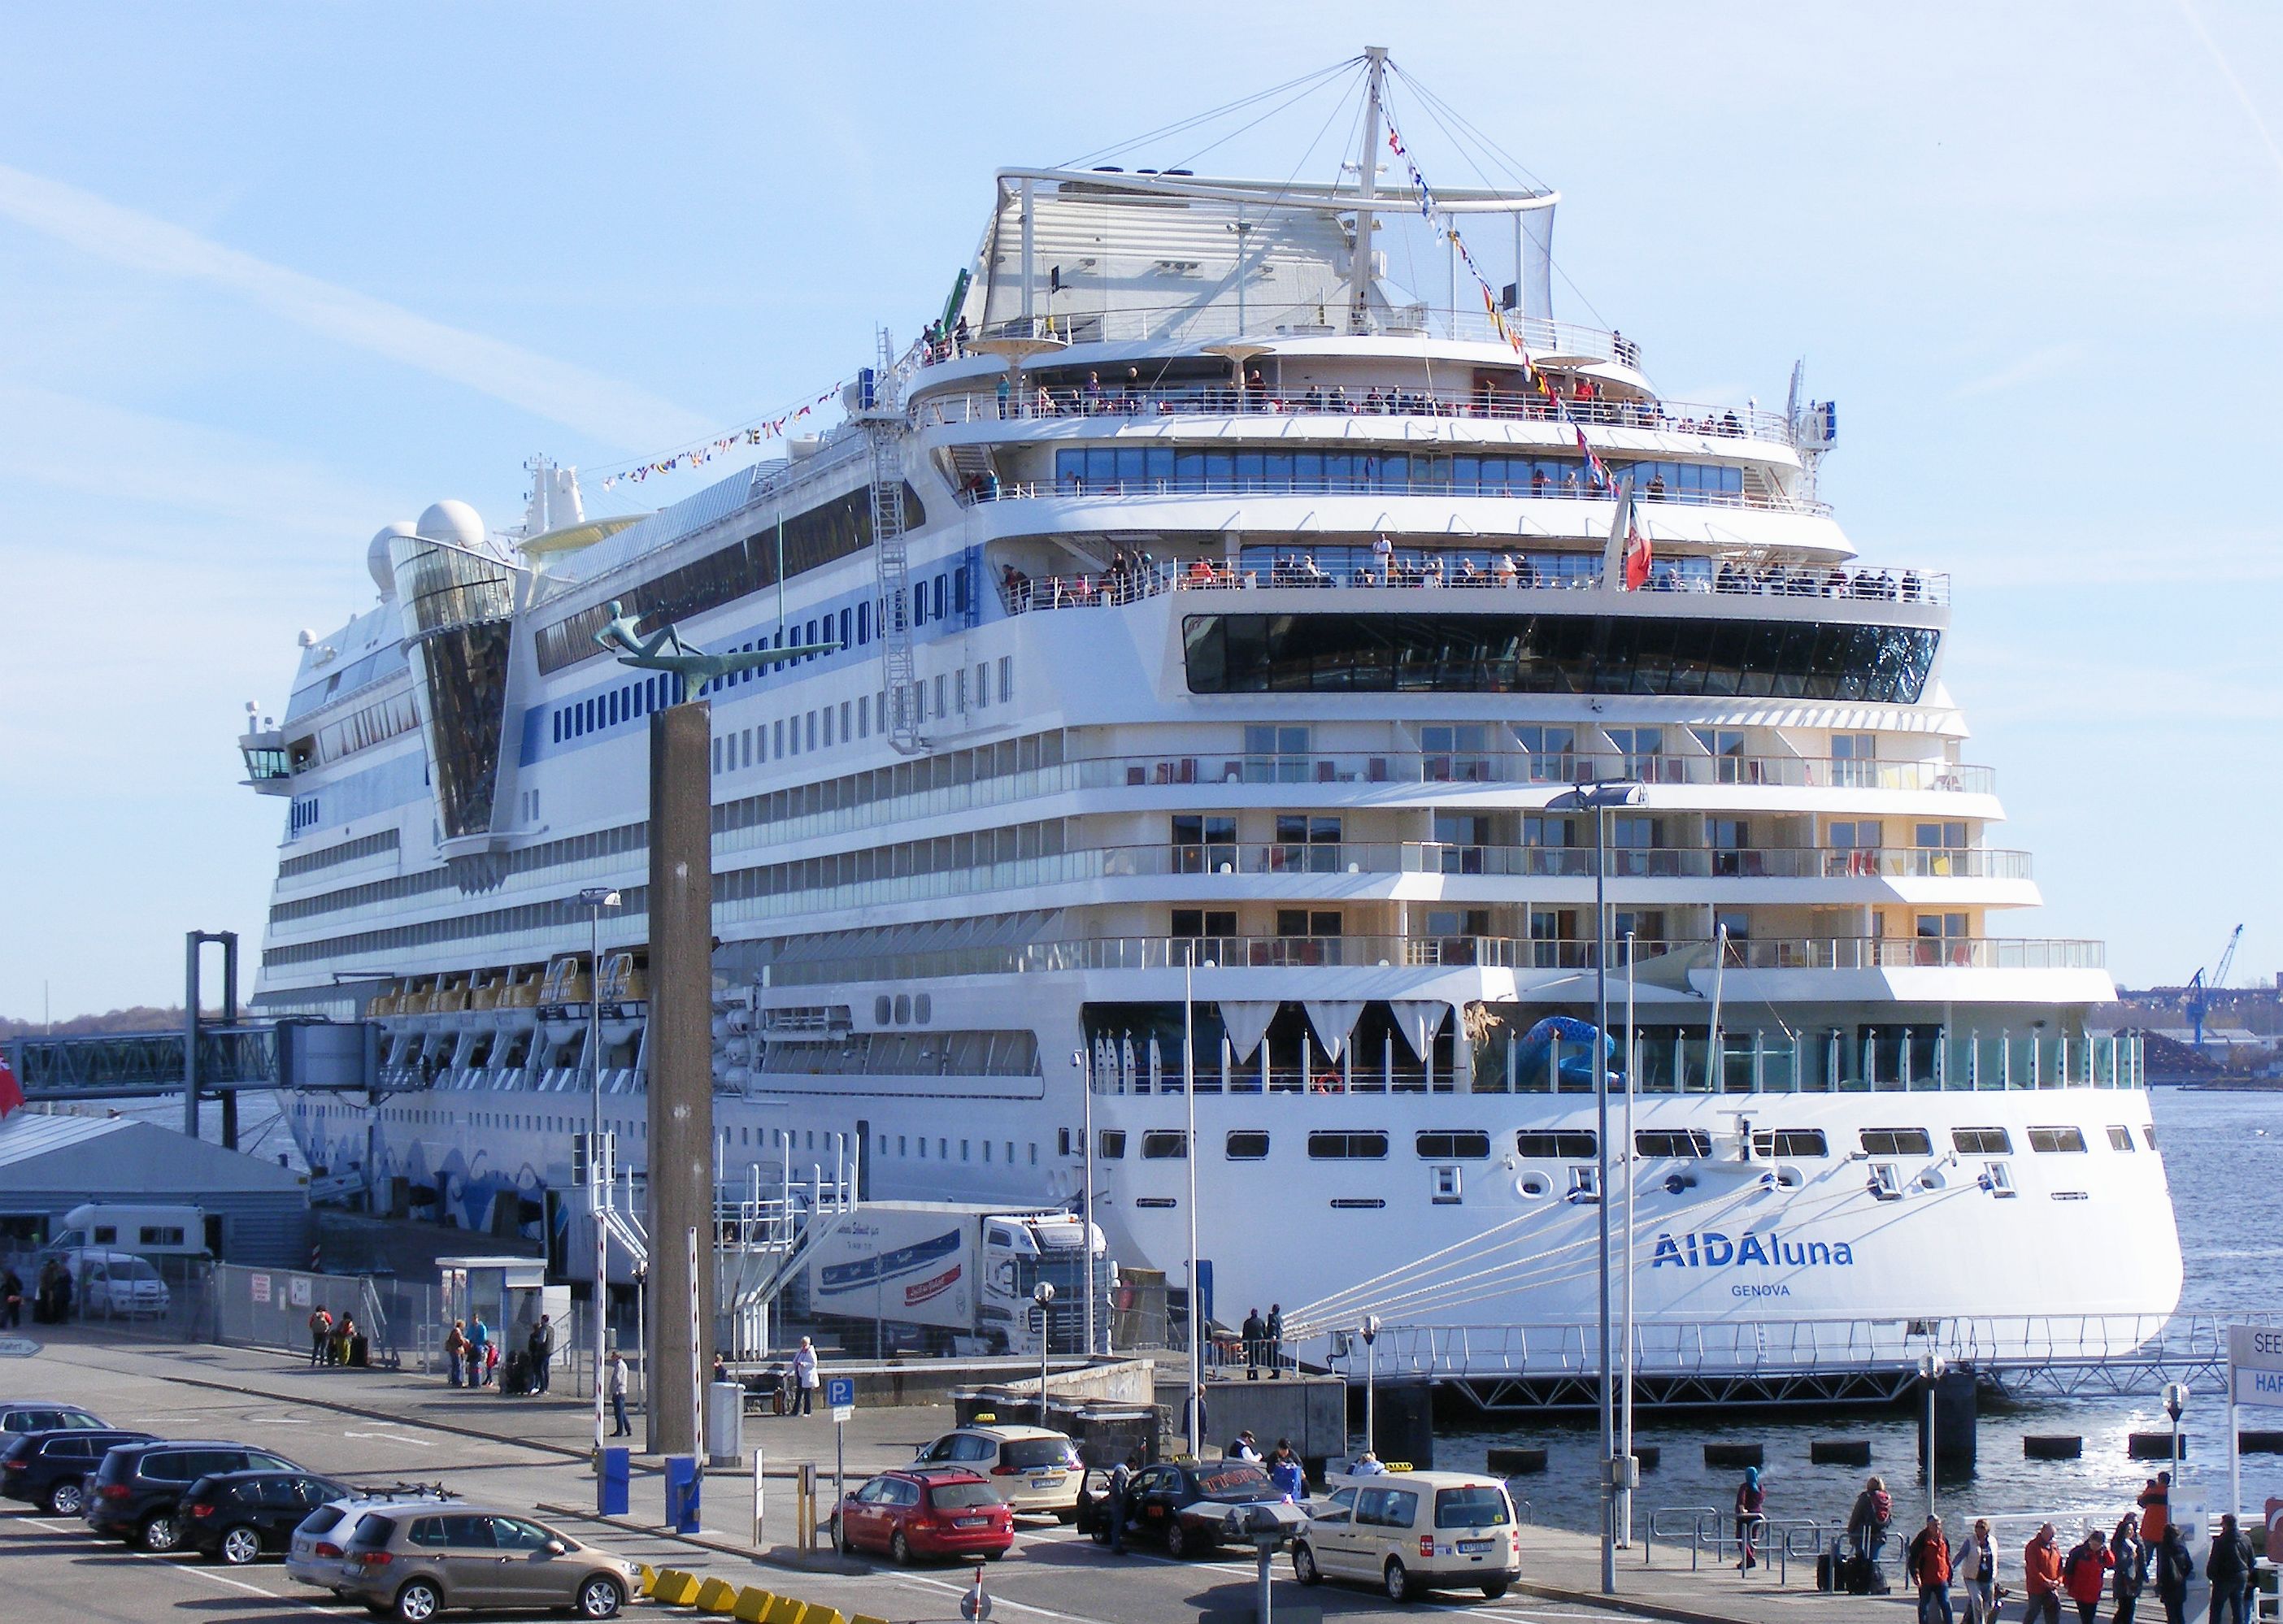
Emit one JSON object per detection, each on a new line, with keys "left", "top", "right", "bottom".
{"left": 2229, "top": 1324, "right": 2283, "bottom": 1406}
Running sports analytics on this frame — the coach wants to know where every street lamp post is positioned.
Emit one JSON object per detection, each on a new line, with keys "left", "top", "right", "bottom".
{"left": 1184, "top": 944, "right": 1202, "bottom": 1458}
{"left": 2163, "top": 1381, "right": 2188, "bottom": 1493}
{"left": 1033, "top": 1281, "right": 1057, "bottom": 1425}
{"left": 1550, "top": 779, "right": 1644, "bottom": 1596}
{"left": 580, "top": 885, "right": 622, "bottom": 1461}
{"left": 1918, "top": 1352, "right": 1948, "bottom": 1520}
{"left": 1075, "top": 1049, "right": 1098, "bottom": 1358}
{"left": 1360, "top": 1314, "right": 1381, "bottom": 1459}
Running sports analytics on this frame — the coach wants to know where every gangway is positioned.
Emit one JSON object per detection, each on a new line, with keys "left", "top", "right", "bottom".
{"left": 714, "top": 1143, "right": 861, "bottom": 1357}
{"left": 11, "top": 1022, "right": 376, "bottom": 1102}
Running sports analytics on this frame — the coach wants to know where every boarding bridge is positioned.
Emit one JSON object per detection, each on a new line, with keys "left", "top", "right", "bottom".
{"left": 714, "top": 1147, "right": 861, "bottom": 1358}
{"left": 11, "top": 1022, "right": 377, "bottom": 1102}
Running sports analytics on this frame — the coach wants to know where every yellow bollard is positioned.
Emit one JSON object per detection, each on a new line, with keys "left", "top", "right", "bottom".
{"left": 637, "top": 1564, "right": 661, "bottom": 1597}
{"left": 802, "top": 1609, "right": 846, "bottom": 1624}
{"left": 850, "top": 1614, "right": 894, "bottom": 1624}
{"left": 694, "top": 1576, "right": 740, "bottom": 1613}
{"left": 730, "top": 1586, "right": 776, "bottom": 1623}
{"left": 761, "top": 1596, "right": 808, "bottom": 1624}
{"left": 654, "top": 1569, "right": 704, "bottom": 1606}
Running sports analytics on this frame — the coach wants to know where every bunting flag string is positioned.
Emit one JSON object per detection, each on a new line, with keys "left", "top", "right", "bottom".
{"left": 1382, "top": 114, "right": 1617, "bottom": 493}
{"left": 598, "top": 382, "right": 847, "bottom": 491}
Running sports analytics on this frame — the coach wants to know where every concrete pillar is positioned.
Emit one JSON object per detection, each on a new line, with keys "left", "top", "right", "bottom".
{"left": 1917, "top": 1366, "right": 1977, "bottom": 1477}
{"left": 646, "top": 701, "right": 715, "bottom": 1457}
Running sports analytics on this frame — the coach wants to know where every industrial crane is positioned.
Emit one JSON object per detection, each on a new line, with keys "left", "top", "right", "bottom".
{"left": 2184, "top": 923, "right": 2246, "bottom": 1050}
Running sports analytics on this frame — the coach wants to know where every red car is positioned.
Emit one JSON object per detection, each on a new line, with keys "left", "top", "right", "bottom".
{"left": 832, "top": 1468, "right": 1014, "bottom": 1565}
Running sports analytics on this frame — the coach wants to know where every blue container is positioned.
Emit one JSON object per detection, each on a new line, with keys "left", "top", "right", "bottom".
{"left": 663, "top": 1454, "right": 701, "bottom": 1533}
{"left": 598, "top": 1446, "right": 630, "bottom": 1517}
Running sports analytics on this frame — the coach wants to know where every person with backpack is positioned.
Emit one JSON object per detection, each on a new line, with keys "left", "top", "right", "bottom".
{"left": 2135, "top": 1473, "right": 2170, "bottom": 1580}
{"left": 2061, "top": 1527, "right": 2111, "bottom": 1623}
{"left": 2206, "top": 1513, "right": 2255, "bottom": 1624}
{"left": 2022, "top": 1523, "right": 2064, "bottom": 1624}
{"left": 1953, "top": 1517, "right": 2000, "bottom": 1624}
{"left": 443, "top": 1318, "right": 467, "bottom": 1387}
{"left": 1906, "top": 1513, "right": 1953, "bottom": 1623}
{"left": 2150, "top": 1523, "right": 2193, "bottom": 1624}
{"left": 1848, "top": 1474, "right": 1895, "bottom": 1591}
{"left": 2110, "top": 1512, "right": 2145, "bottom": 1624}
{"left": 309, "top": 1305, "right": 333, "bottom": 1366}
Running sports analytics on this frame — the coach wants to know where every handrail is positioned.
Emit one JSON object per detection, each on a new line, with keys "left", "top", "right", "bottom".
{"left": 915, "top": 384, "right": 1786, "bottom": 442}
{"left": 963, "top": 472, "right": 1833, "bottom": 519}
{"left": 951, "top": 304, "right": 1644, "bottom": 367}
{"left": 1645, "top": 1505, "right": 1721, "bottom": 1570}
{"left": 996, "top": 557, "right": 1945, "bottom": 611}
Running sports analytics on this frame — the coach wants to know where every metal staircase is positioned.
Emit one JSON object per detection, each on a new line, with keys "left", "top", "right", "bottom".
{"left": 859, "top": 328, "right": 925, "bottom": 755}
{"left": 715, "top": 1156, "right": 861, "bottom": 1358}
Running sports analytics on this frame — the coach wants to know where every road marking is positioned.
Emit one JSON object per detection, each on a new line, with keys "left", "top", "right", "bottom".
{"left": 24, "top": 1518, "right": 337, "bottom": 1613}
{"left": 344, "top": 1427, "right": 436, "bottom": 1446}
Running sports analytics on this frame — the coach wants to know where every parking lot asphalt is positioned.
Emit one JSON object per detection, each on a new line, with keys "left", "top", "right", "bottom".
{"left": 0, "top": 1332, "right": 1858, "bottom": 1624}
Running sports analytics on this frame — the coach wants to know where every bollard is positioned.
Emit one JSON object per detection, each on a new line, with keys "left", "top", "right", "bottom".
{"left": 598, "top": 1445, "right": 630, "bottom": 1517}
{"left": 1811, "top": 1439, "right": 1872, "bottom": 1466}
{"left": 796, "top": 1461, "right": 817, "bottom": 1554}
{"left": 664, "top": 1455, "right": 702, "bottom": 1533}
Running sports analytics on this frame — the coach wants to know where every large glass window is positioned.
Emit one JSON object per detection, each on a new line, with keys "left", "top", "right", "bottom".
{"left": 1185, "top": 614, "right": 1938, "bottom": 701}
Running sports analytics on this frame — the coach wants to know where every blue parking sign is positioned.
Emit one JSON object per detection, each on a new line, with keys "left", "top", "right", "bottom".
{"left": 825, "top": 1375, "right": 855, "bottom": 1409}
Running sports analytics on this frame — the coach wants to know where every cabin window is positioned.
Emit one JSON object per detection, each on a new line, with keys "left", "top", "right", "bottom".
{"left": 1749, "top": 1130, "right": 1829, "bottom": 1159}
{"left": 2028, "top": 1126, "right": 2088, "bottom": 1153}
{"left": 1635, "top": 1129, "right": 1711, "bottom": 1158}
{"left": 1515, "top": 1131, "right": 1598, "bottom": 1158}
{"left": 1140, "top": 1131, "right": 1188, "bottom": 1160}
{"left": 1952, "top": 1127, "right": 2011, "bottom": 1156}
{"left": 1307, "top": 1131, "right": 1389, "bottom": 1160}
{"left": 1859, "top": 1127, "right": 1933, "bottom": 1157}
{"left": 1224, "top": 1131, "right": 1270, "bottom": 1161}
{"left": 1098, "top": 1131, "right": 1126, "bottom": 1160}
{"left": 1414, "top": 1130, "right": 1490, "bottom": 1160}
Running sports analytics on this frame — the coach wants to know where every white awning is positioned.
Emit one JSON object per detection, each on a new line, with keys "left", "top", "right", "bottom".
{"left": 1388, "top": 1000, "right": 1450, "bottom": 1058}
{"left": 1215, "top": 1000, "right": 1281, "bottom": 1062}
{"left": 1302, "top": 1000, "right": 1368, "bottom": 1062}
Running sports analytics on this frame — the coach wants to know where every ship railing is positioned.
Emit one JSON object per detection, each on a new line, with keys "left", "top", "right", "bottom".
{"left": 994, "top": 555, "right": 1945, "bottom": 612}
{"left": 963, "top": 471, "right": 1833, "bottom": 519}
{"left": 915, "top": 383, "right": 1787, "bottom": 442}
{"left": 959, "top": 304, "right": 1642, "bottom": 366}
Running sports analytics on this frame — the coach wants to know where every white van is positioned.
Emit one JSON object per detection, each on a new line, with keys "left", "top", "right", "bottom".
{"left": 46, "top": 1204, "right": 209, "bottom": 1260}
{"left": 65, "top": 1250, "right": 173, "bottom": 1318}
{"left": 1290, "top": 1470, "right": 1522, "bottom": 1602}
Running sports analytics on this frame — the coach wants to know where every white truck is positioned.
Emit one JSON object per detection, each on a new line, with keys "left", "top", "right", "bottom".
{"left": 807, "top": 1202, "right": 1111, "bottom": 1357}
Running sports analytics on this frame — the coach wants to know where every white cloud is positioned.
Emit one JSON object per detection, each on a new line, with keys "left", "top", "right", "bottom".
{"left": 1949, "top": 341, "right": 2087, "bottom": 399}
{"left": 0, "top": 163, "right": 717, "bottom": 451}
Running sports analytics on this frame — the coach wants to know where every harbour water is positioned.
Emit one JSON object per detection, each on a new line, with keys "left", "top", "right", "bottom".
{"left": 1437, "top": 1086, "right": 2283, "bottom": 1535}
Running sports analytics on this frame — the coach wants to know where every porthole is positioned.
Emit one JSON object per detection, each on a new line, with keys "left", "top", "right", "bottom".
{"left": 1517, "top": 1175, "right": 1550, "bottom": 1199}
{"left": 894, "top": 994, "right": 911, "bottom": 1023}
{"left": 915, "top": 993, "right": 932, "bottom": 1024}
{"left": 875, "top": 996, "right": 892, "bottom": 1025}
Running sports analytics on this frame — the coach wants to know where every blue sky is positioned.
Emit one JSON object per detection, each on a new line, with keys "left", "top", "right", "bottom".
{"left": 2, "top": 2, "right": 2276, "bottom": 1016}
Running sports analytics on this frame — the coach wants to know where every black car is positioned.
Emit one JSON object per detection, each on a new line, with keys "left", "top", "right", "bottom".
{"left": 0, "top": 1428, "right": 154, "bottom": 1515}
{"left": 85, "top": 1439, "right": 302, "bottom": 1552}
{"left": 0, "top": 1401, "right": 106, "bottom": 1435}
{"left": 181, "top": 1470, "right": 356, "bottom": 1565}
{"left": 1078, "top": 1459, "right": 1282, "bottom": 1558}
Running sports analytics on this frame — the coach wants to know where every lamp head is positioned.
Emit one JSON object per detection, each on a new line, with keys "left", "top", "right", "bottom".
{"left": 1360, "top": 1314, "right": 1381, "bottom": 1344}
{"left": 2162, "top": 1381, "right": 2187, "bottom": 1420}
{"left": 1033, "top": 1281, "right": 1056, "bottom": 1305}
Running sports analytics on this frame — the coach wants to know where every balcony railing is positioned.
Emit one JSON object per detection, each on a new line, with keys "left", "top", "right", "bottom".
{"left": 762, "top": 932, "right": 2103, "bottom": 988}
{"left": 953, "top": 306, "right": 1644, "bottom": 367}
{"left": 915, "top": 384, "right": 1787, "bottom": 442}
{"left": 1084, "top": 750, "right": 1993, "bottom": 796}
{"left": 963, "top": 472, "right": 1832, "bottom": 519}
{"left": 997, "top": 556, "right": 1944, "bottom": 614}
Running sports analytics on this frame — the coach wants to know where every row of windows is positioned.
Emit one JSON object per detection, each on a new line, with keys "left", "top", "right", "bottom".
{"left": 279, "top": 828, "right": 399, "bottom": 881}
{"left": 1094, "top": 1123, "right": 2146, "bottom": 1162}
{"left": 300, "top": 688, "right": 422, "bottom": 768}
{"left": 1052, "top": 447, "right": 1750, "bottom": 501}
{"left": 717, "top": 820, "right": 1066, "bottom": 904}
{"left": 1185, "top": 612, "right": 1942, "bottom": 702}
{"left": 553, "top": 672, "right": 680, "bottom": 744}
{"left": 709, "top": 720, "right": 1055, "bottom": 836}
{"left": 707, "top": 655, "right": 1013, "bottom": 778}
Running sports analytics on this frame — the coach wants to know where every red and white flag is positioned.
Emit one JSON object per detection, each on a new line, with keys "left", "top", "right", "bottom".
{"left": 0, "top": 1050, "right": 23, "bottom": 1118}
{"left": 1624, "top": 519, "right": 1652, "bottom": 591}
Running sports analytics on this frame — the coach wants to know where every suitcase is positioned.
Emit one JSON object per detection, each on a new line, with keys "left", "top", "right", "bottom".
{"left": 1816, "top": 1548, "right": 1836, "bottom": 1592}
{"left": 1843, "top": 1550, "right": 1876, "bottom": 1595}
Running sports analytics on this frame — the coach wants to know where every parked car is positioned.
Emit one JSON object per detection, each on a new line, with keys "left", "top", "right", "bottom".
{"left": 910, "top": 1424, "right": 1084, "bottom": 1519}
{"left": 1290, "top": 1470, "right": 1522, "bottom": 1601}
{"left": 332, "top": 1504, "right": 638, "bottom": 1621}
{"left": 287, "top": 1487, "right": 459, "bottom": 1596}
{"left": 0, "top": 1427, "right": 154, "bottom": 1515}
{"left": 85, "top": 1439, "right": 303, "bottom": 1551}
{"left": 0, "top": 1401, "right": 106, "bottom": 1434}
{"left": 831, "top": 1467, "right": 1015, "bottom": 1565}
{"left": 62, "top": 1249, "right": 172, "bottom": 1318}
{"left": 181, "top": 1469, "right": 356, "bottom": 1565}
{"left": 1077, "top": 1457, "right": 1284, "bottom": 1558}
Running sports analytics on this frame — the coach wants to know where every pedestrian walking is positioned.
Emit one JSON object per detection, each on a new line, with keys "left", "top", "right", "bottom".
{"left": 0, "top": 1266, "right": 20, "bottom": 1329}
{"left": 608, "top": 1349, "right": 632, "bottom": 1436}
{"left": 2022, "top": 1522, "right": 2064, "bottom": 1624}
{"left": 2150, "top": 1523, "right": 2193, "bottom": 1624}
{"left": 308, "top": 1305, "right": 333, "bottom": 1366}
{"left": 1268, "top": 1439, "right": 1304, "bottom": 1502}
{"left": 2061, "top": 1527, "right": 2111, "bottom": 1623}
{"left": 1954, "top": 1517, "right": 1999, "bottom": 1624}
{"left": 1264, "top": 1305, "right": 1284, "bottom": 1376}
{"left": 468, "top": 1315, "right": 491, "bottom": 1387}
{"left": 2206, "top": 1513, "right": 2255, "bottom": 1624}
{"left": 1107, "top": 1452, "right": 1137, "bottom": 1553}
{"left": 1907, "top": 1513, "right": 1953, "bottom": 1624}
{"left": 528, "top": 1314, "right": 554, "bottom": 1395}
{"left": 2110, "top": 1513, "right": 2145, "bottom": 1624}
{"left": 1848, "top": 1474, "right": 1895, "bottom": 1590}
{"left": 444, "top": 1319, "right": 467, "bottom": 1387}
{"left": 1733, "top": 1466, "right": 1764, "bottom": 1571}
{"left": 1240, "top": 1307, "right": 1266, "bottom": 1379}
{"left": 791, "top": 1336, "right": 819, "bottom": 1414}
{"left": 2135, "top": 1473, "right": 2170, "bottom": 1581}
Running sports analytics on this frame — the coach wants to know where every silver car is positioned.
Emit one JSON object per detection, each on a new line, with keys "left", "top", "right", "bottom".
{"left": 288, "top": 1489, "right": 457, "bottom": 1596}
{"left": 333, "top": 1504, "right": 638, "bottom": 1621}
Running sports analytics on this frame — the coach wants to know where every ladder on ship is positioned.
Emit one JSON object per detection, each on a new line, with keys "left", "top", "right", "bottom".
{"left": 715, "top": 1161, "right": 860, "bottom": 1358}
{"left": 859, "top": 327, "right": 925, "bottom": 755}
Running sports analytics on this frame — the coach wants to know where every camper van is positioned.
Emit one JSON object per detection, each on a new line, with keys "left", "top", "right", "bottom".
{"left": 45, "top": 1204, "right": 211, "bottom": 1260}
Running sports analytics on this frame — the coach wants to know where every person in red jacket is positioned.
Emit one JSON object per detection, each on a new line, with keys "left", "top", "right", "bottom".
{"left": 2023, "top": 1523, "right": 2065, "bottom": 1624}
{"left": 2062, "top": 1527, "right": 2114, "bottom": 1622}
{"left": 1906, "top": 1514, "right": 1954, "bottom": 1623}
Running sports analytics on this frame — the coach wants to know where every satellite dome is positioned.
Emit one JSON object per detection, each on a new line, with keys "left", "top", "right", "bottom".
{"left": 368, "top": 521, "right": 417, "bottom": 597}
{"left": 415, "top": 500, "right": 486, "bottom": 547}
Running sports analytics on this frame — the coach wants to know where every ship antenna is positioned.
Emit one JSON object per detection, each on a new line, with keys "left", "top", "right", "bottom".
{"left": 1348, "top": 45, "right": 1389, "bottom": 336}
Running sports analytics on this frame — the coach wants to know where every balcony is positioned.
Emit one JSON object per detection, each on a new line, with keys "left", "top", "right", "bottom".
{"left": 916, "top": 382, "right": 1784, "bottom": 441}
{"left": 1082, "top": 750, "right": 1992, "bottom": 796}
{"left": 946, "top": 305, "right": 1645, "bottom": 368}
{"left": 966, "top": 467, "right": 1830, "bottom": 519}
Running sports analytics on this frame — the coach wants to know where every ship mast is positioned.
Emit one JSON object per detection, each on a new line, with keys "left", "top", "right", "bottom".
{"left": 1347, "top": 45, "right": 1388, "bottom": 335}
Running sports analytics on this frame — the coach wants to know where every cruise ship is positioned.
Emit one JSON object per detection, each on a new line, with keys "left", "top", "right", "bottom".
{"left": 245, "top": 54, "right": 2181, "bottom": 1387}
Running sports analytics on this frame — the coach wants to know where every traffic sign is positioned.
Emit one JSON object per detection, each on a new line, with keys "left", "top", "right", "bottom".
{"left": 825, "top": 1375, "right": 855, "bottom": 1409}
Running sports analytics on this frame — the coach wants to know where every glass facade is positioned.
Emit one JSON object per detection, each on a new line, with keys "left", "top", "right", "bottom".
{"left": 1183, "top": 612, "right": 1940, "bottom": 701}
{"left": 1054, "top": 446, "right": 1746, "bottom": 502}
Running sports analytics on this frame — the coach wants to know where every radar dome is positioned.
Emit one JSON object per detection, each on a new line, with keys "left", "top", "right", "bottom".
{"left": 367, "top": 520, "right": 418, "bottom": 597}
{"left": 415, "top": 500, "right": 486, "bottom": 547}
